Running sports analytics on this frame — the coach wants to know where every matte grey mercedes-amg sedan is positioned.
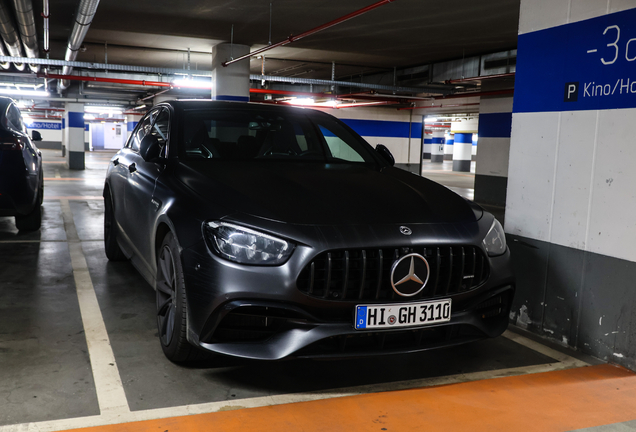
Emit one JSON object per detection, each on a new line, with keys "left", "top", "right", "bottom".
{"left": 103, "top": 100, "right": 514, "bottom": 363}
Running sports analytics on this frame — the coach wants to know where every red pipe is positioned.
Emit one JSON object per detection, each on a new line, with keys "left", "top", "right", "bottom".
{"left": 249, "top": 88, "right": 331, "bottom": 98}
{"left": 37, "top": 73, "right": 172, "bottom": 88}
{"left": 222, "top": 0, "right": 397, "bottom": 67}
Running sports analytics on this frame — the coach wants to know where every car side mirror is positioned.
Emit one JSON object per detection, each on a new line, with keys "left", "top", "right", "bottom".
{"left": 375, "top": 144, "right": 394, "bottom": 166}
{"left": 31, "top": 130, "right": 42, "bottom": 141}
{"left": 139, "top": 134, "right": 163, "bottom": 162}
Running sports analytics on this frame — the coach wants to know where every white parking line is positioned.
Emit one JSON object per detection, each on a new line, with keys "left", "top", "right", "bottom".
{"left": 0, "top": 330, "right": 591, "bottom": 432}
{"left": 59, "top": 199, "right": 130, "bottom": 416}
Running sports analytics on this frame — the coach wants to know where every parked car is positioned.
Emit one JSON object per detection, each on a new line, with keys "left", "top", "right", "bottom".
{"left": 0, "top": 97, "right": 43, "bottom": 231}
{"left": 103, "top": 100, "right": 514, "bottom": 362}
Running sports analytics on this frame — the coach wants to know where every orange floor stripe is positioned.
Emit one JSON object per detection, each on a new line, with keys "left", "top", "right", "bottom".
{"left": 64, "top": 364, "right": 636, "bottom": 432}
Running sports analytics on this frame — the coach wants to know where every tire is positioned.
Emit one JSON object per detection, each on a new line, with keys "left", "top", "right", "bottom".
{"left": 103, "top": 191, "right": 126, "bottom": 261}
{"left": 156, "top": 232, "right": 207, "bottom": 362}
{"left": 15, "top": 181, "right": 42, "bottom": 232}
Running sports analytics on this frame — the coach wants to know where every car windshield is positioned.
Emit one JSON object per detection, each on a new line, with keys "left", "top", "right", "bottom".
{"left": 180, "top": 108, "right": 379, "bottom": 164}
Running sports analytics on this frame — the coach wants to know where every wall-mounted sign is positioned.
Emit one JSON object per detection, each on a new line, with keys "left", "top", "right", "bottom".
{"left": 515, "top": 7, "right": 636, "bottom": 113}
{"left": 26, "top": 122, "right": 61, "bottom": 130}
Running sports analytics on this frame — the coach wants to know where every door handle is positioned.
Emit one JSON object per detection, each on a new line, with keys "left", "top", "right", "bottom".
{"left": 129, "top": 162, "right": 137, "bottom": 173}
{"left": 112, "top": 158, "right": 119, "bottom": 166}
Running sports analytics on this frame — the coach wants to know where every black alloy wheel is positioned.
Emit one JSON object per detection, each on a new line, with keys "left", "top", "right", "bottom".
{"left": 156, "top": 232, "right": 207, "bottom": 362}
{"left": 103, "top": 191, "right": 126, "bottom": 261}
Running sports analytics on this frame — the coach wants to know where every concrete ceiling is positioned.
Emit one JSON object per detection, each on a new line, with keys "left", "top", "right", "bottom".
{"left": 38, "top": 0, "right": 520, "bottom": 80}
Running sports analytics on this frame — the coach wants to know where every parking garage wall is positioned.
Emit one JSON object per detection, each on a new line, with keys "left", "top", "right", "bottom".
{"left": 327, "top": 107, "right": 423, "bottom": 172}
{"left": 507, "top": 1, "right": 636, "bottom": 369}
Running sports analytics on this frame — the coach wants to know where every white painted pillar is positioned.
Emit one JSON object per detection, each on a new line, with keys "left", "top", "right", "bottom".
{"left": 211, "top": 43, "right": 250, "bottom": 102}
{"left": 64, "top": 102, "right": 85, "bottom": 170}
{"left": 444, "top": 132, "right": 454, "bottom": 160}
{"left": 452, "top": 133, "right": 473, "bottom": 172}
{"left": 423, "top": 132, "right": 431, "bottom": 159}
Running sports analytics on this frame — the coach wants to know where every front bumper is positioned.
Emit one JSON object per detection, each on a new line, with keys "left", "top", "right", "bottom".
{"left": 180, "top": 236, "right": 515, "bottom": 360}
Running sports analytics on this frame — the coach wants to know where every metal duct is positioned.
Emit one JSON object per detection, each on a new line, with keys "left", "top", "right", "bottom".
{"left": 0, "top": 40, "right": 10, "bottom": 69}
{"left": 13, "top": 0, "right": 39, "bottom": 72}
{"left": 0, "top": 0, "right": 24, "bottom": 71}
{"left": 59, "top": 0, "right": 100, "bottom": 90}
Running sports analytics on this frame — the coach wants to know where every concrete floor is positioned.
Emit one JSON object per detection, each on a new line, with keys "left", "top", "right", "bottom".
{"left": 0, "top": 150, "right": 627, "bottom": 432}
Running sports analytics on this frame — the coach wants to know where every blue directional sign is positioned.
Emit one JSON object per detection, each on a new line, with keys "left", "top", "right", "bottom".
{"left": 515, "top": 7, "right": 636, "bottom": 113}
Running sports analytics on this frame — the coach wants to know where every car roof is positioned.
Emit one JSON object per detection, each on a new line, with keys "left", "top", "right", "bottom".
{"left": 157, "top": 99, "right": 320, "bottom": 116}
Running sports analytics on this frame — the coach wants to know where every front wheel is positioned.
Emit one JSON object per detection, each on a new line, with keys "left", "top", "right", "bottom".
{"left": 15, "top": 180, "right": 42, "bottom": 231}
{"left": 156, "top": 232, "right": 208, "bottom": 362}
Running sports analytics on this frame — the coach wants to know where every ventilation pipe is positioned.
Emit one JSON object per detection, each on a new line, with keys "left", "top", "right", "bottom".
{"left": 0, "top": 0, "right": 24, "bottom": 71}
{"left": 13, "top": 0, "right": 39, "bottom": 72}
{"left": 58, "top": 0, "right": 100, "bottom": 91}
{"left": 0, "top": 38, "right": 10, "bottom": 70}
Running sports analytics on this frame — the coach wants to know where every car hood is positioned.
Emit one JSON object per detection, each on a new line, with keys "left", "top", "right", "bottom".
{"left": 176, "top": 161, "right": 477, "bottom": 226}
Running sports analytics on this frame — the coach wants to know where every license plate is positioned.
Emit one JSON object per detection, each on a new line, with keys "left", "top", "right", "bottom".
{"left": 355, "top": 299, "right": 452, "bottom": 330}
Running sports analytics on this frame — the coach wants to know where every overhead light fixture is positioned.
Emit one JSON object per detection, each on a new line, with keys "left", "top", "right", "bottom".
{"left": 133, "top": 104, "right": 146, "bottom": 110}
{"left": 0, "top": 88, "right": 50, "bottom": 97}
{"left": 84, "top": 114, "right": 96, "bottom": 120}
{"left": 172, "top": 78, "right": 213, "bottom": 89}
{"left": 85, "top": 106, "right": 123, "bottom": 115}
{"left": 424, "top": 117, "right": 438, "bottom": 123}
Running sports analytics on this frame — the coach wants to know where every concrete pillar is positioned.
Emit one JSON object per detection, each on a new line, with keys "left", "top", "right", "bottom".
{"left": 430, "top": 130, "right": 445, "bottom": 163}
{"left": 472, "top": 134, "right": 478, "bottom": 160}
{"left": 452, "top": 133, "right": 472, "bottom": 172}
{"left": 423, "top": 132, "right": 431, "bottom": 159}
{"left": 211, "top": 43, "right": 250, "bottom": 102}
{"left": 444, "top": 132, "right": 454, "bottom": 160}
{"left": 153, "top": 95, "right": 173, "bottom": 106}
{"left": 126, "top": 114, "right": 138, "bottom": 141}
{"left": 474, "top": 94, "right": 512, "bottom": 207}
{"left": 64, "top": 102, "right": 85, "bottom": 170}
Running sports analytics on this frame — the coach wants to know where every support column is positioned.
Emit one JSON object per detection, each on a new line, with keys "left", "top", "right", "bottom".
{"left": 126, "top": 114, "right": 138, "bottom": 142}
{"left": 64, "top": 102, "right": 85, "bottom": 170}
{"left": 211, "top": 43, "right": 250, "bottom": 102}
{"left": 430, "top": 130, "right": 445, "bottom": 163}
{"left": 444, "top": 132, "right": 454, "bottom": 160}
{"left": 474, "top": 93, "right": 512, "bottom": 207}
{"left": 452, "top": 133, "right": 472, "bottom": 172}
{"left": 422, "top": 132, "right": 431, "bottom": 159}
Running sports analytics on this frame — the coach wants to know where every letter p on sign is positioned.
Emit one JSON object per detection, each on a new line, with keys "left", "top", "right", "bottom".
{"left": 564, "top": 82, "right": 579, "bottom": 102}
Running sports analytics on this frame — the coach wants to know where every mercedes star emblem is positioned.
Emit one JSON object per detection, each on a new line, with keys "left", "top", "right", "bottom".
{"left": 390, "top": 253, "right": 430, "bottom": 297}
{"left": 399, "top": 226, "right": 412, "bottom": 235}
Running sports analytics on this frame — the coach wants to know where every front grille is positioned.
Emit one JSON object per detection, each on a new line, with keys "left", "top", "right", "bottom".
{"left": 297, "top": 246, "right": 489, "bottom": 302}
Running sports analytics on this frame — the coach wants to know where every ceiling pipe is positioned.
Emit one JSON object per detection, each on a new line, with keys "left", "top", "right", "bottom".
{"left": 58, "top": 0, "right": 101, "bottom": 91}
{"left": 445, "top": 72, "right": 515, "bottom": 84}
{"left": 431, "top": 89, "right": 514, "bottom": 100}
{"left": 13, "top": 0, "right": 39, "bottom": 72}
{"left": 40, "top": 72, "right": 172, "bottom": 88}
{"left": 41, "top": 0, "right": 47, "bottom": 53}
{"left": 0, "top": 1, "right": 23, "bottom": 70}
{"left": 398, "top": 102, "right": 481, "bottom": 111}
{"left": 222, "top": 0, "right": 397, "bottom": 67}
{"left": 249, "top": 88, "right": 332, "bottom": 98}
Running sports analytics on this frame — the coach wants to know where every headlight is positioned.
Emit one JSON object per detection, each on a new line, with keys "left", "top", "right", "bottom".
{"left": 205, "top": 221, "right": 294, "bottom": 265}
{"left": 482, "top": 219, "right": 507, "bottom": 256}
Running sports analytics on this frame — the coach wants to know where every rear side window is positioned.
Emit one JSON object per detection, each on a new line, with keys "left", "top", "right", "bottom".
{"left": 3, "top": 103, "right": 24, "bottom": 133}
{"left": 129, "top": 112, "right": 154, "bottom": 152}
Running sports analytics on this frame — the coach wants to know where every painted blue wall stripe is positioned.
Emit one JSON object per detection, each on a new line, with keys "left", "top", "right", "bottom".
{"left": 454, "top": 133, "right": 473, "bottom": 144}
{"left": 341, "top": 119, "right": 422, "bottom": 139}
{"left": 478, "top": 112, "right": 512, "bottom": 138}
{"left": 127, "top": 121, "right": 138, "bottom": 132}
{"left": 68, "top": 112, "right": 84, "bottom": 128}
{"left": 431, "top": 137, "right": 444, "bottom": 144}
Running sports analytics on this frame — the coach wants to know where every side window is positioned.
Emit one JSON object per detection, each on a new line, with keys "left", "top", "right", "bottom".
{"left": 5, "top": 104, "right": 24, "bottom": 132}
{"left": 150, "top": 109, "right": 170, "bottom": 157}
{"left": 318, "top": 124, "right": 365, "bottom": 162}
{"left": 130, "top": 111, "right": 154, "bottom": 152}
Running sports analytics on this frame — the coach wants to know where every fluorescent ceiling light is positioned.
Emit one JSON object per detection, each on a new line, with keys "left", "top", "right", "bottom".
{"left": 85, "top": 106, "right": 123, "bottom": 115}
{"left": 424, "top": 117, "right": 438, "bottom": 123}
{"left": 0, "top": 88, "right": 50, "bottom": 97}
{"left": 172, "top": 78, "right": 213, "bottom": 89}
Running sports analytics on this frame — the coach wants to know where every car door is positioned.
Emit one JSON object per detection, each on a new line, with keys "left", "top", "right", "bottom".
{"left": 110, "top": 111, "right": 154, "bottom": 244}
{"left": 124, "top": 107, "right": 170, "bottom": 273}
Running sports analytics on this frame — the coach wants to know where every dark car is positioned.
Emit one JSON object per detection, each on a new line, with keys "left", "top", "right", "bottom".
{"left": 103, "top": 100, "right": 514, "bottom": 363}
{"left": 0, "top": 97, "right": 43, "bottom": 231}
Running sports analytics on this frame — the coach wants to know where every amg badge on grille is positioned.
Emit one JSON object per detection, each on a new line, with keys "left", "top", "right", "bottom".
{"left": 390, "top": 253, "right": 430, "bottom": 297}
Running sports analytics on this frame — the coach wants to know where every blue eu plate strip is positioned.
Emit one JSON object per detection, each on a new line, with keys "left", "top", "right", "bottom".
{"left": 356, "top": 306, "right": 367, "bottom": 329}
